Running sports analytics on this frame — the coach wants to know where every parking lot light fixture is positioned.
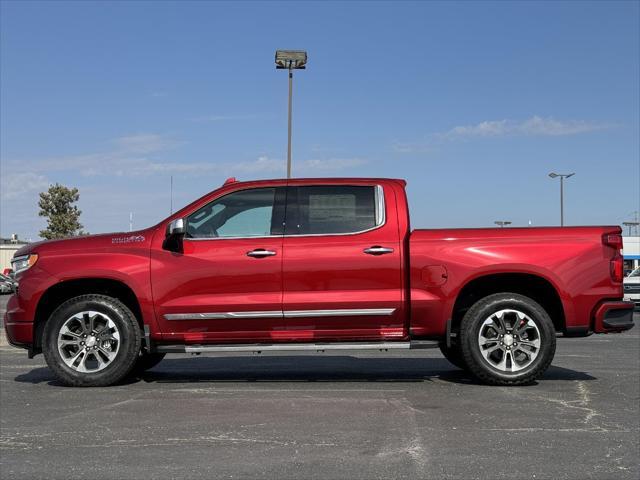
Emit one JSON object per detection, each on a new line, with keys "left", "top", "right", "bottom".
{"left": 275, "top": 50, "right": 307, "bottom": 178}
{"left": 548, "top": 172, "right": 575, "bottom": 227}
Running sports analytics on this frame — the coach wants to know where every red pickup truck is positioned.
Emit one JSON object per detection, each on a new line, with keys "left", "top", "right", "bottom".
{"left": 4, "top": 177, "right": 634, "bottom": 387}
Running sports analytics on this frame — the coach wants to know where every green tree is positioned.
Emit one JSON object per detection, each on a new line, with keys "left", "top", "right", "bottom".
{"left": 38, "top": 184, "right": 85, "bottom": 239}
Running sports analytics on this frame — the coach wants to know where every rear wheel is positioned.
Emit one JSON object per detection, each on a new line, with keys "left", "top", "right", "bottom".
{"left": 43, "top": 294, "right": 141, "bottom": 387}
{"left": 438, "top": 342, "right": 467, "bottom": 370}
{"left": 459, "top": 293, "right": 556, "bottom": 386}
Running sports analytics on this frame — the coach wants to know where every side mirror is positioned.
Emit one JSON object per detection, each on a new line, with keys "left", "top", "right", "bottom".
{"left": 164, "top": 218, "right": 185, "bottom": 252}
{"left": 167, "top": 218, "right": 185, "bottom": 236}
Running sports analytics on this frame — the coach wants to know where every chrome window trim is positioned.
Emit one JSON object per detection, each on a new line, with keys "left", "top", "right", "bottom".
{"left": 164, "top": 307, "right": 396, "bottom": 321}
{"left": 375, "top": 184, "right": 385, "bottom": 226}
{"left": 182, "top": 184, "right": 386, "bottom": 241}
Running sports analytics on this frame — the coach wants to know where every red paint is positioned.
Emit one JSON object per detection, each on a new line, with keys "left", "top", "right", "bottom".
{"left": 3, "top": 177, "right": 633, "bottom": 352}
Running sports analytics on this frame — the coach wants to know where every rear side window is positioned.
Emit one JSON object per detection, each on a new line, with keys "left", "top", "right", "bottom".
{"left": 187, "top": 188, "right": 276, "bottom": 238}
{"left": 288, "top": 185, "right": 379, "bottom": 235}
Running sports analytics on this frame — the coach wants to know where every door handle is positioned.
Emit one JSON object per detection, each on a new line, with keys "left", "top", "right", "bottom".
{"left": 363, "top": 246, "right": 394, "bottom": 255}
{"left": 247, "top": 249, "right": 277, "bottom": 258}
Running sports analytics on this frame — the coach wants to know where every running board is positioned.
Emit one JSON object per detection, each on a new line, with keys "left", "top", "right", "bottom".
{"left": 155, "top": 340, "right": 438, "bottom": 354}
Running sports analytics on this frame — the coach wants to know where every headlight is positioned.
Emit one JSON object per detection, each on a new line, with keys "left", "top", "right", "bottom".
{"left": 11, "top": 254, "right": 38, "bottom": 274}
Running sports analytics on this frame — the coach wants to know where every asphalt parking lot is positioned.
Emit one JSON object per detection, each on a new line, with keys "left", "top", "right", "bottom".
{"left": 1, "top": 295, "right": 638, "bottom": 480}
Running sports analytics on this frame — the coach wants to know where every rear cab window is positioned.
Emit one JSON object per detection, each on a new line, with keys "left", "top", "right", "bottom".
{"left": 285, "top": 185, "right": 384, "bottom": 235}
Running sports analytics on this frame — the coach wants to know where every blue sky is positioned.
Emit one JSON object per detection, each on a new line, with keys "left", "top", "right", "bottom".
{"left": 1, "top": 0, "right": 638, "bottom": 240}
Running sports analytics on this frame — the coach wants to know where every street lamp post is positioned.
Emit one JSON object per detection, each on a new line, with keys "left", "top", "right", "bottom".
{"left": 494, "top": 221, "right": 512, "bottom": 228}
{"left": 548, "top": 172, "right": 575, "bottom": 226}
{"left": 275, "top": 50, "right": 307, "bottom": 178}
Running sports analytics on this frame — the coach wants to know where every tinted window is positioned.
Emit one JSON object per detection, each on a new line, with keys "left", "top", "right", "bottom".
{"left": 187, "top": 188, "right": 276, "bottom": 238}
{"left": 292, "top": 186, "right": 377, "bottom": 235}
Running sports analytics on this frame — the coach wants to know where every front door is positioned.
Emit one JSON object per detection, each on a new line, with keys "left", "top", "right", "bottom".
{"left": 281, "top": 183, "right": 405, "bottom": 341}
{"left": 151, "top": 186, "right": 286, "bottom": 343}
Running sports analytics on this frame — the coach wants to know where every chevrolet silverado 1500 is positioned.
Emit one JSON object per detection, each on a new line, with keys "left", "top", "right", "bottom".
{"left": 4, "top": 177, "right": 634, "bottom": 386}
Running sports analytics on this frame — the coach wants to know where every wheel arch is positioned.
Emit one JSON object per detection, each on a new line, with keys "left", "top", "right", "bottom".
{"left": 451, "top": 272, "right": 566, "bottom": 335}
{"left": 33, "top": 278, "right": 144, "bottom": 353}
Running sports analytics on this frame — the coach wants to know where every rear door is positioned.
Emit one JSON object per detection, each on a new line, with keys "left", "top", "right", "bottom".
{"left": 281, "top": 183, "right": 405, "bottom": 341}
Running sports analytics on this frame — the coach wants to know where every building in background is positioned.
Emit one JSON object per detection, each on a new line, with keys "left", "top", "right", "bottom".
{"left": 623, "top": 236, "right": 640, "bottom": 274}
{"left": 0, "top": 235, "right": 28, "bottom": 272}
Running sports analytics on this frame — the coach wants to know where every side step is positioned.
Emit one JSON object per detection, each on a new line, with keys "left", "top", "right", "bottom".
{"left": 155, "top": 340, "right": 438, "bottom": 354}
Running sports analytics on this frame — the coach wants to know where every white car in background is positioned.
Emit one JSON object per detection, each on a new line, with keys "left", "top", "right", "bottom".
{"left": 623, "top": 268, "right": 640, "bottom": 308}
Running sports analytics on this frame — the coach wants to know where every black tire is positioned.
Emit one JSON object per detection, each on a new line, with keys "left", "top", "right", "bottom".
{"left": 130, "top": 352, "right": 166, "bottom": 376}
{"left": 438, "top": 342, "right": 468, "bottom": 370}
{"left": 42, "top": 294, "right": 141, "bottom": 387}
{"left": 459, "top": 293, "right": 556, "bottom": 386}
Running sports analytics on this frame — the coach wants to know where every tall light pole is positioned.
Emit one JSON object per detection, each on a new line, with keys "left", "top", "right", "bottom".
{"left": 548, "top": 172, "right": 575, "bottom": 226}
{"left": 275, "top": 50, "right": 307, "bottom": 178}
{"left": 494, "top": 221, "right": 512, "bottom": 228}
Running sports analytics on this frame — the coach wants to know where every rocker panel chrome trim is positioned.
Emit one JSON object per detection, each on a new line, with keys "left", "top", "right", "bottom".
{"left": 155, "top": 340, "right": 438, "bottom": 353}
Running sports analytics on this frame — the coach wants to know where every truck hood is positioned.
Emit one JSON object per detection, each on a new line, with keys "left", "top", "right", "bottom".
{"left": 14, "top": 229, "right": 156, "bottom": 257}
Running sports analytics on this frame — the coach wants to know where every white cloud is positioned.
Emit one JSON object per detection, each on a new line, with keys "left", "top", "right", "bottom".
{"left": 0, "top": 172, "right": 50, "bottom": 200}
{"left": 234, "top": 156, "right": 285, "bottom": 174}
{"left": 392, "top": 142, "right": 434, "bottom": 154}
{"left": 439, "top": 116, "right": 611, "bottom": 139}
{"left": 223, "top": 156, "right": 368, "bottom": 175}
{"left": 300, "top": 158, "right": 367, "bottom": 172}
{"left": 2, "top": 130, "right": 367, "bottom": 188}
{"left": 395, "top": 116, "right": 613, "bottom": 153}
{"left": 190, "top": 114, "right": 263, "bottom": 122}
{"left": 113, "top": 133, "right": 180, "bottom": 154}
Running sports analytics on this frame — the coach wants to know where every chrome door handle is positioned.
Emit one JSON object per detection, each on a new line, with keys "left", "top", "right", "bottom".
{"left": 363, "top": 246, "right": 394, "bottom": 255}
{"left": 247, "top": 249, "right": 277, "bottom": 258}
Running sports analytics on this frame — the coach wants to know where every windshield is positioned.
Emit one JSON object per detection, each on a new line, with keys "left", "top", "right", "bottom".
{"left": 629, "top": 268, "right": 640, "bottom": 278}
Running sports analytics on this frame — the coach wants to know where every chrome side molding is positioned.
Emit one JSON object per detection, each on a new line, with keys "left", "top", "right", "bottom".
{"left": 164, "top": 311, "right": 283, "bottom": 321}
{"left": 283, "top": 308, "right": 395, "bottom": 318}
{"left": 164, "top": 308, "right": 396, "bottom": 321}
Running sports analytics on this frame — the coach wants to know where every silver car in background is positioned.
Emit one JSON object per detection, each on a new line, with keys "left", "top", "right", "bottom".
{"left": 0, "top": 273, "right": 17, "bottom": 294}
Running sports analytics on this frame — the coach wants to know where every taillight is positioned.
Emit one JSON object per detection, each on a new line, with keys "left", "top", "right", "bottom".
{"left": 603, "top": 232, "right": 624, "bottom": 283}
{"left": 610, "top": 254, "right": 624, "bottom": 283}
{"left": 603, "top": 233, "right": 623, "bottom": 250}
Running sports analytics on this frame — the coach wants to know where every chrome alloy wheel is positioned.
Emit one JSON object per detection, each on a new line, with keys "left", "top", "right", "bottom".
{"left": 477, "top": 309, "right": 541, "bottom": 373}
{"left": 57, "top": 311, "right": 121, "bottom": 373}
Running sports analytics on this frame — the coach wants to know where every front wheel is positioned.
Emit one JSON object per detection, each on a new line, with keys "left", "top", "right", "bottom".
{"left": 42, "top": 294, "right": 141, "bottom": 387}
{"left": 459, "top": 293, "right": 556, "bottom": 386}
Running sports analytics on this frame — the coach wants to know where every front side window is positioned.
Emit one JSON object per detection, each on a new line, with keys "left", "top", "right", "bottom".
{"left": 186, "top": 188, "right": 276, "bottom": 239}
{"left": 291, "top": 185, "right": 379, "bottom": 235}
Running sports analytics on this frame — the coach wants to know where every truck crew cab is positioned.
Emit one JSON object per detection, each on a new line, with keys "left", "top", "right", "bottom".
{"left": 4, "top": 178, "right": 634, "bottom": 386}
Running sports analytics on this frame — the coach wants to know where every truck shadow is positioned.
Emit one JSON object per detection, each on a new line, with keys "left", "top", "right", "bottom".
{"left": 14, "top": 356, "right": 596, "bottom": 387}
